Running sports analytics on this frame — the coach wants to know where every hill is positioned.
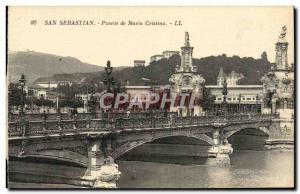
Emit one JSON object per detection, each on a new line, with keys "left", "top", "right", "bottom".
{"left": 91, "top": 54, "right": 271, "bottom": 86}
{"left": 31, "top": 54, "right": 272, "bottom": 87}
{"left": 7, "top": 51, "right": 104, "bottom": 83}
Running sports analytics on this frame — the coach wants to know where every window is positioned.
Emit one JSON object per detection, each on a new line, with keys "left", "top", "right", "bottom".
{"left": 247, "top": 98, "right": 251, "bottom": 100}
{"left": 228, "top": 98, "right": 232, "bottom": 101}
{"left": 287, "top": 100, "right": 294, "bottom": 109}
{"left": 252, "top": 97, "right": 255, "bottom": 100}
{"left": 242, "top": 98, "right": 245, "bottom": 100}
{"left": 217, "top": 98, "right": 222, "bottom": 101}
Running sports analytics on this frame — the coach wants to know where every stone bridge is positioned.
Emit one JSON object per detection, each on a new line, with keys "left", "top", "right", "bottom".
{"left": 8, "top": 113, "right": 278, "bottom": 188}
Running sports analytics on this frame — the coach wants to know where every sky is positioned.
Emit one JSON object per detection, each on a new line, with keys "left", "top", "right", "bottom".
{"left": 8, "top": 6, "right": 294, "bottom": 67}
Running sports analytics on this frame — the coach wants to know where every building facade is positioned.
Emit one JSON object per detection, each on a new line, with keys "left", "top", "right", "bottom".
{"left": 150, "top": 54, "right": 164, "bottom": 62}
{"left": 205, "top": 85, "right": 263, "bottom": 113}
{"left": 217, "top": 67, "right": 244, "bottom": 86}
{"left": 162, "top": 50, "right": 180, "bottom": 59}
{"left": 134, "top": 60, "right": 146, "bottom": 67}
{"left": 150, "top": 51, "right": 180, "bottom": 63}
{"left": 35, "top": 81, "right": 72, "bottom": 88}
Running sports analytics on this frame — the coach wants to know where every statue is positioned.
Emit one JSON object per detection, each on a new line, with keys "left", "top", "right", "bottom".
{"left": 185, "top": 31, "right": 190, "bottom": 47}
{"left": 279, "top": 25, "right": 287, "bottom": 41}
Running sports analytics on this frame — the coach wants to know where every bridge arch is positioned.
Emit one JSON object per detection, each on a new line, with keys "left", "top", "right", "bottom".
{"left": 223, "top": 126, "right": 270, "bottom": 140}
{"left": 111, "top": 133, "right": 213, "bottom": 159}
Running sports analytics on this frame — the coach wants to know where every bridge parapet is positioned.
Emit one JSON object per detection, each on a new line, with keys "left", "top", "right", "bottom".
{"left": 8, "top": 113, "right": 276, "bottom": 138}
{"left": 8, "top": 111, "right": 176, "bottom": 122}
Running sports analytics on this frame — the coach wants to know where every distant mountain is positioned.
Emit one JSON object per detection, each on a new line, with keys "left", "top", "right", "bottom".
{"left": 34, "top": 54, "right": 271, "bottom": 87}
{"left": 7, "top": 51, "right": 104, "bottom": 83}
{"left": 34, "top": 67, "right": 128, "bottom": 84}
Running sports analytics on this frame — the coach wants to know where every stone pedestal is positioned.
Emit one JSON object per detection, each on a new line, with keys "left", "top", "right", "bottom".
{"left": 82, "top": 140, "right": 121, "bottom": 188}
{"left": 95, "top": 162, "right": 121, "bottom": 188}
{"left": 271, "top": 97, "right": 278, "bottom": 114}
{"left": 206, "top": 144, "right": 233, "bottom": 166}
{"left": 82, "top": 158, "right": 121, "bottom": 188}
{"left": 193, "top": 105, "right": 202, "bottom": 116}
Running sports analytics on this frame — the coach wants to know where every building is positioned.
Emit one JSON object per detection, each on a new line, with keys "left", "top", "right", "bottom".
{"left": 134, "top": 60, "right": 146, "bottom": 67}
{"left": 125, "top": 85, "right": 152, "bottom": 108}
{"left": 26, "top": 83, "right": 47, "bottom": 99}
{"left": 217, "top": 67, "right": 244, "bottom": 86}
{"left": 169, "top": 32, "right": 205, "bottom": 116}
{"left": 150, "top": 51, "right": 179, "bottom": 63}
{"left": 162, "top": 50, "right": 180, "bottom": 58}
{"left": 261, "top": 51, "right": 268, "bottom": 62}
{"left": 35, "top": 80, "right": 72, "bottom": 88}
{"left": 205, "top": 85, "right": 263, "bottom": 113}
{"left": 150, "top": 54, "right": 164, "bottom": 62}
{"left": 123, "top": 85, "right": 167, "bottom": 110}
{"left": 207, "top": 65, "right": 261, "bottom": 114}
{"left": 75, "top": 93, "right": 92, "bottom": 101}
{"left": 75, "top": 93, "right": 93, "bottom": 112}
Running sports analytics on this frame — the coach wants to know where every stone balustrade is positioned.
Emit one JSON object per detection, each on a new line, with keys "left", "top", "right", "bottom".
{"left": 8, "top": 113, "right": 277, "bottom": 138}
{"left": 8, "top": 111, "right": 177, "bottom": 122}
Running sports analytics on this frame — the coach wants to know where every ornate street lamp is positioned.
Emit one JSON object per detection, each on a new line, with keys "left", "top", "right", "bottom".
{"left": 256, "top": 94, "right": 259, "bottom": 113}
{"left": 56, "top": 94, "right": 60, "bottom": 113}
{"left": 19, "top": 74, "right": 26, "bottom": 115}
{"left": 222, "top": 78, "right": 228, "bottom": 114}
{"left": 103, "top": 60, "right": 116, "bottom": 93}
{"left": 238, "top": 93, "right": 242, "bottom": 113}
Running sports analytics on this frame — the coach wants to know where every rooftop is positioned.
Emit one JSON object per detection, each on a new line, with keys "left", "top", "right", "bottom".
{"left": 205, "top": 85, "right": 263, "bottom": 89}
{"left": 163, "top": 50, "right": 180, "bottom": 53}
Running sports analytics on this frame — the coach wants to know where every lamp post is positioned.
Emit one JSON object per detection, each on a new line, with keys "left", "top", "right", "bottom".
{"left": 238, "top": 93, "right": 242, "bottom": 113}
{"left": 102, "top": 61, "right": 116, "bottom": 113}
{"left": 19, "top": 74, "right": 26, "bottom": 115}
{"left": 103, "top": 60, "right": 116, "bottom": 93}
{"left": 19, "top": 74, "right": 27, "bottom": 137}
{"left": 222, "top": 78, "right": 228, "bottom": 114}
{"left": 8, "top": 85, "right": 13, "bottom": 113}
{"left": 56, "top": 94, "right": 60, "bottom": 113}
{"left": 256, "top": 94, "right": 259, "bottom": 113}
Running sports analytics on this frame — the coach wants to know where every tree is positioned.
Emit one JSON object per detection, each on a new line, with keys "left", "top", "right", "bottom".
{"left": 201, "top": 87, "right": 216, "bottom": 112}
{"left": 59, "top": 96, "right": 84, "bottom": 108}
{"left": 88, "top": 95, "right": 98, "bottom": 113}
{"left": 8, "top": 83, "right": 25, "bottom": 111}
{"left": 33, "top": 98, "right": 55, "bottom": 107}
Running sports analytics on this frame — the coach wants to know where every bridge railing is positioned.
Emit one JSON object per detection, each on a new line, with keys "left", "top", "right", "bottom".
{"left": 8, "top": 113, "right": 276, "bottom": 138}
{"left": 8, "top": 111, "right": 176, "bottom": 122}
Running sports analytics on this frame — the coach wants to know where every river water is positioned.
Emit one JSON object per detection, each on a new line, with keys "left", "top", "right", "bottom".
{"left": 116, "top": 150, "right": 294, "bottom": 188}
{"left": 8, "top": 150, "right": 294, "bottom": 189}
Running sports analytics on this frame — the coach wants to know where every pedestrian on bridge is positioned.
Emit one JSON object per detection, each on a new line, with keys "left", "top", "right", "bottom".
{"left": 42, "top": 110, "right": 48, "bottom": 121}
{"left": 126, "top": 110, "right": 131, "bottom": 118}
{"left": 164, "top": 108, "right": 168, "bottom": 118}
